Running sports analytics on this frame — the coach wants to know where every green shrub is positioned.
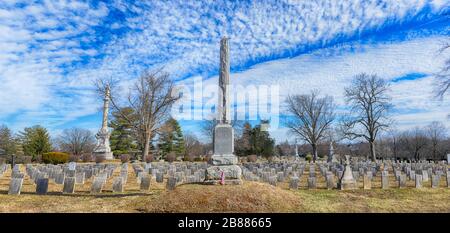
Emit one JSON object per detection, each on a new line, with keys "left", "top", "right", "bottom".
{"left": 194, "top": 157, "right": 203, "bottom": 162}
{"left": 42, "top": 152, "right": 69, "bottom": 164}
{"left": 183, "top": 154, "right": 195, "bottom": 162}
{"left": 305, "top": 154, "right": 312, "bottom": 162}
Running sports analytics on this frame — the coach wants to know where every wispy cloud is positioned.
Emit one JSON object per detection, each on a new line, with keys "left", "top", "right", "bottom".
{"left": 178, "top": 35, "right": 450, "bottom": 142}
{"left": 0, "top": 0, "right": 448, "bottom": 141}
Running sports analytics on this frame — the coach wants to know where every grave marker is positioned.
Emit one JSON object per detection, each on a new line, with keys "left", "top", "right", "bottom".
{"left": 91, "top": 177, "right": 106, "bottom": 194}
{"left": 289, "top": 177, "right": 299, "bottom": 190}
{"left": 75, "top": 172, "right": 85, "bottom": 184}
{"left": 415, "top": 174, "right": 423, "bottom": 189}
{"left": 63, "top": 177, "right": 76, "bottom": 193}
{"left": 326, "top": 174, "right": 334, "bottom": 190}
{"left": 36, "top": 178, "right": 49, "bottom": 195}
{"left": 399, "top": 174, "right": 407, "bottom": 188}
{"left": 8, "top": 177, "right": 24, "bottom": 195}
{"left": 166, "top": 176, "right": 177, "bottom": 190}
{"left": 431, "top": 175, "right": 439, "bottom": 188}
{"left": 363, "top": 173, "right": 371, "bottom": 190}
{"left": 381, "top": 171, "right": 389, "bottom": 189}
{"left": 140, "top": 175, "right": 151, "bottom": 191}
{"left": 112, "top": 177, "right": 124, "bottom": 193}
{"left": 307, "top": 177, "right": 316, "bottom": 189}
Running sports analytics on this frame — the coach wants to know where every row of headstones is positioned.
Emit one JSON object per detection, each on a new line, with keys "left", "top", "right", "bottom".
{"left": 0, "top": 163, "right": 9, "bottom": 176}
{"left": 131, "top": 162, "right": 208, "bottom": 190}
{"left": 6, "top": 163, "right": 119, "bottom": 195}
{"left": 7, "top": 161, "right": 210, "bottom": 195}
{"left": 241, "top": 161, "right": 450, "bottom": 189}
{"left": 258, "top": 169, "right": 449, "bottom": 190}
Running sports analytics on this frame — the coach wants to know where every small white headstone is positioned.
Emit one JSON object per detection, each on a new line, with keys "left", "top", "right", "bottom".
{"left": 68, "top": 162, "right": 76, "bottom": 171}
{"left": 447, "top": 154, "right": 450, "bottom": 164}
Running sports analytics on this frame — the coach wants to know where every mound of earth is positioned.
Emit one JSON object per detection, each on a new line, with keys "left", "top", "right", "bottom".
{"left": 138, "top": 182, "right": 302, "bottom": 213}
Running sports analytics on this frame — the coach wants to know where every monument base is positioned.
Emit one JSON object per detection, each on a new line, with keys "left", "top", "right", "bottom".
{"left": 204, "top": 165, "right": 242, "bottom": 185}
{"left": 203, "top": 179, "right": 243, "bottom": 185}
{"left": 211, "top": 154, "right": 238, "bottom": 165}
{"left": 338, "top": 181, "right": 357, "bottom": 190}
{"left": 93, "top": 152, "right": 114, "bottom": 160}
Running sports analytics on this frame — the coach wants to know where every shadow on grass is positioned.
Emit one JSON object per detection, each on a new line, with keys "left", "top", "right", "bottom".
{"left": 0, "top": 190, "right": 154, "bottom": 198}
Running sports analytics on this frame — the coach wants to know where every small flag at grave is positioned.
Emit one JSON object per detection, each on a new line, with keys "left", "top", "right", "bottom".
{"left": 220, "top": 171, "right": 225, "bottom": 185}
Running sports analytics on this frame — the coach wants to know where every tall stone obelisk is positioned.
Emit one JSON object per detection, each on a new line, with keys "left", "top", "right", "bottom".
{"left": 218, "top": 37, "right": 230, "bottom": 124}
{"left": 204, "top": 37, "right": 242, "bottom": 185}
{"left": 93, "top": 86, "right": 113, "bottom": 160}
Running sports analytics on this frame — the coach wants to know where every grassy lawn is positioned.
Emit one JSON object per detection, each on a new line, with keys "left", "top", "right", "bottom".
{"left": 0, "top": 164, "right": 449, "bottom": 213}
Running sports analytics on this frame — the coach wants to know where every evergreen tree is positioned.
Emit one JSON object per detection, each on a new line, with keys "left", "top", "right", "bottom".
{"left": 109, "top": 107, "right": 138, "bottom": 156}
{"left": 18, "top": 125, "right": 51, "bottom": 161}
{"left": 250, "top": 124, "right": 275, "bottom": 158}
{"left": 0, "top": 125, "right": 16, "bottom": 155}
{"left": 234, "top": 122, "right": 275, "bottom": 157}
{"left": 158, "top": 118, "right": 185, "bottom": 158}
{"left": 172, "top": 119, "right": 185, "bottom": 156}
{"left": 235, "top": 122, "right": 252, "bottom": 156}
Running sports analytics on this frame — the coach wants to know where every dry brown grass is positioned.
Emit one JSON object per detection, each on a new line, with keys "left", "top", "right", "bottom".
{"left": 0, "top": 163, "right": 449, "bottom": 213}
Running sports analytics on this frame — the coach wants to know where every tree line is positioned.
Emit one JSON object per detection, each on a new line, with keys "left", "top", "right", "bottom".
{"left": 1, "top": 71, "right": 449, "bottom": 163}
{"left": 285, "top": 73, "right": 450, "bottom": 162}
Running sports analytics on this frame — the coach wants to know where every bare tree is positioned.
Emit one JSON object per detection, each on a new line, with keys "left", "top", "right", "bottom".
{"left": 387, "top": 128, "right": 400, "bottom": 159}
{"left": 285, "top": 90, "right": 335, "bottom": 162}
{"left": 426, "top": 121, "right": 446, "bottom": 160}
{"left": 201, "top": 118, "right": 217, "bottom": 144}
{"left": 435, "top": 39, "right": 450, "bottom": 98}
{"left": 275, "top": 140, "right": 294, "bottom": 157}
{"left": 400, "top": 127, "right": 428, "bottom": 161}
{"left": 183, "top": 133, "right": 204, "bottom": 158}
{"left": 58, "top": 128, "right": 95, "bottom": 156}
{"left": 342, "top": 73, "right": 391, "bottom": 161}
{"left": 96, "top": 69, "right": 180, "bottom": 161}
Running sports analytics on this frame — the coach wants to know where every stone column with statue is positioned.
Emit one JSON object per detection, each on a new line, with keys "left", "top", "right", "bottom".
{"left": 93, "top": 86, "right": 113, "bottom": 160}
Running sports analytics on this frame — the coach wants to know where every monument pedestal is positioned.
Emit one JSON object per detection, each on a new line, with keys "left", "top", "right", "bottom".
{"left": 211, "top": 154, "right": 238, "bottom": 165}
{"left": 93, "top": 151, "right": 113, "bottom": 160}
{"left": 204, "top": 124, "right": 242, "bottom": 185}
{"left": 338, "top": 155, "right": 356, "bottom": 190}
{"left": 93, "top": 129, "right": 113, "bottom": 160}
{"left": 204, "top": 165, "right": 242, "bottom": 185}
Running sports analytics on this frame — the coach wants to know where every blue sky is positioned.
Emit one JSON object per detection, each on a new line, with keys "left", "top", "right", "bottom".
{"left": 0, "top": 0, "right": 449, "bottom": 143}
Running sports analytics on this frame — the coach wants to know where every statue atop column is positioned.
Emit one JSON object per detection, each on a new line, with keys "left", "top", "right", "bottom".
{"left": 93, "top": 86, "right": 113, "bottom": 160}
{"left": 204, "top": 37, "right": 242, "bottom": 185}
